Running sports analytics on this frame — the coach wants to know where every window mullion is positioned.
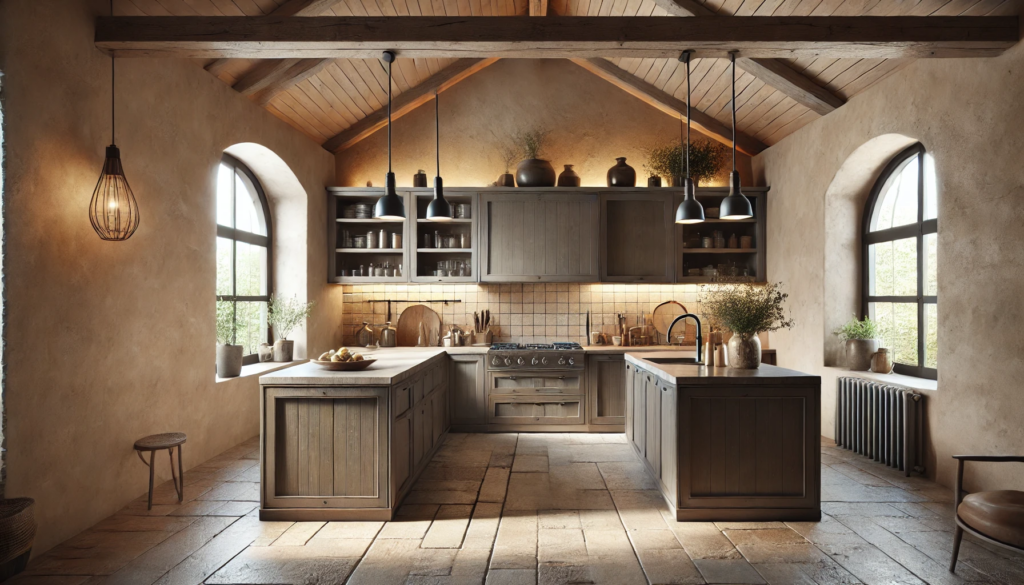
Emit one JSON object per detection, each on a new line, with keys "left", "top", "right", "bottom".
{"left": 916, "top": 151, "right": 926, "bottom": 371}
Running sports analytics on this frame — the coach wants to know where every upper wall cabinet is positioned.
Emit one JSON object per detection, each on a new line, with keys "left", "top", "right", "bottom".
{"left": 674, "top": 187, "right": 768, "bottom": 284}
{"left": 479, "top": 192, "right": 600, "bottom": 283}
{"left": 600, "top": 192, "right": 675, "bottom": 283}
{"left": 328, "top": 187, "right": 411, "bottom": 284}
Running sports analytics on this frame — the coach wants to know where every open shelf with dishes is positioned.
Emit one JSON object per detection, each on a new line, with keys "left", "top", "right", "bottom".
{"left": 327, "top": 188, "right": 411, "bottom": 283}
{"left": 410, "top": 191, "right": 477, "bottom": 283}
{"left": 674, "top": 186, "right": 767, "bottom": 284}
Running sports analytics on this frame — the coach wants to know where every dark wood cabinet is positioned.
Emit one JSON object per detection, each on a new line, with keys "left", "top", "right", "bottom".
{"left": 587, "top": 354, "right": 626, "bottom": 426}
{"left": 479, "top": 192, "right": 600, "bottom": 282}
{"left": 600, "top": 193, "right": 675, "bottom": 282}
{"left": 450, "top": 354, "right": 486, "bottom": 426}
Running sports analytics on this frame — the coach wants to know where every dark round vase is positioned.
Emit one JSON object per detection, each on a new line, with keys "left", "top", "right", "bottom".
{"left": 516, "top": 159, "right": 556, "bottom": 187}
{"left": 607, "top": 157, "right": 636, "bottom": 187}
{"left": 557, "top": 165, "right": 581, "bottom": 187}
{"left": 497, "top": 173, "right": 515, "bottom": 187}
{"left": 647, "top": 176, "right": 662, "bottom": 187}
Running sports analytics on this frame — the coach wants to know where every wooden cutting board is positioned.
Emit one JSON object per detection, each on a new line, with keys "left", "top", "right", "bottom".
{"left": 652, "top": 300, "right": 696, "bottom": 345}
{"left": 396, "top": 304, "right": 441, "bottom": 347}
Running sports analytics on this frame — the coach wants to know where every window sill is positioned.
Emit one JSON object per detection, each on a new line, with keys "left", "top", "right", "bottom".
{"left": 826, "top": 366, "right": 937, "bottom": 393}
{"left": 216, "top": 360, "right": 306, "bottom": 384}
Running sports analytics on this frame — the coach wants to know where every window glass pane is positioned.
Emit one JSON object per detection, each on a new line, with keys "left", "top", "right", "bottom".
{"left": 869, "top": 237, "right": 917, "bottom": 296}
{"left": 923, "top": 153, "right": 938, "bottom": 221}
{"left": 234, "top": 170, "right": 266, "bottom": 236}
{"left": 925, "top": 303, "right": 938, "bottom": 369}
{"left": 235, "top": 242, "right": 267, "bottom": 297}
{"left": 216, "top": 237, "right": 233, "bottom": 296}
{"left": 924, "top": 233, "right": 937, "bottom": 296}
{"left": 870, "top": 302, "right": 919, "bottom": 367}
{"left": 871, "top": 156, "right": 919, "bottom": 232}
{"left": 235, "top": 301, "right": 268, "bottom": 356}
{"left": 217, "top": 163, "right": 234, "bottom": 227}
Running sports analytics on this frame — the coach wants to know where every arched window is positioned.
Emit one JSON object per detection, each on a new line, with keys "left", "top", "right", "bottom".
{"left": 862, "top": 143, "right": 937, "bottom": 379}
{"left": 216, "top": 154, "right": 272, "bottom": 365}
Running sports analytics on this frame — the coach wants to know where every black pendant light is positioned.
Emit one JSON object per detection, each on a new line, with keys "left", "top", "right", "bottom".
{"left": 88, "top": 0, "right": 140, "bottom": 241}
{"left": 426, "top": 91, "right": 452, "bottom": 222}
{"left": 720, "top": 52, "right": 754, "bottom": 221}
{"left": 374, "top": 50, "right": 406, "bottom": 221}
{"left": 675, "top": 50, "right": 704, "bottom": 225}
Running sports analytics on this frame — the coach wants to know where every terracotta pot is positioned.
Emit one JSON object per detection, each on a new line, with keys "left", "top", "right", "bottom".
{"left": 607, "top": 157, "right": 636, "bottom": 187}
{"left": 727, "top": 333, "right": 761, "bottom": 369}
{"left": 845, "top": 338, "right": 879, "bottom": 371}
{"left": 647, "top": 176, "right": 662, "bottom": 187}
{"left": 273, "top": 339, "right": 295, "bottom": 362}
{"left": 557, "top": 165, "right": 581, "bottom": 187}
{"left": 497, "top": 173, "right": 515, "bottom": 187}
{"left": 216, "top": 344, "right": 243, "bottom": 377}
{"left": 516, "top": 159, "right": 556, "bottom": 187}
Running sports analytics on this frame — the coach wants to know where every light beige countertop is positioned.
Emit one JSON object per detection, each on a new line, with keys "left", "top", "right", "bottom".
{"left": 260, "top": 349, "right": 447, "bottom": 386}
{"left": 625, "top": 351, "right": 814, "bottom": 386}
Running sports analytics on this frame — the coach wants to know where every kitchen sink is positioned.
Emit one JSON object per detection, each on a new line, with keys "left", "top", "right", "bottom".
{"left": 643, "top": 357, "right": 701, "bottom": 365}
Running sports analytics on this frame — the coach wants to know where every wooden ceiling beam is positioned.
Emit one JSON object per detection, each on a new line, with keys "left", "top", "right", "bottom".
{"left": 570, "top": 58, "right": 766, "bottom": 155}
{"left": 96, "top": 16, "right": 1018, "bottom": 60}
{"left": 649, "top": 0, "right": 843, "bottom": 115}
{"left": 324, "top": 58, "right": 499, "bottom": 153}
{"left": 530, "top": 0, "right": 548, "bottom": 16}
{"left": 233, "top": 58, "right": 334, "bottom": 105}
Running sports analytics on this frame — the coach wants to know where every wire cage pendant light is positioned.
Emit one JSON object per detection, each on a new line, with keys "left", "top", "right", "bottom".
{"left": 374, "top": 50, "right": 407, "bottom": 221}
{"left": 426, "top": 90, "right": 452, "bottom": 222}
{"left": 674, "top": 50, "right": 705, "bottom": 225}
{"left": 89, "top": 3, "right": 140, "bottom": 241}
{"left": 720, "top": 52, "right": 754, "bottom": 221}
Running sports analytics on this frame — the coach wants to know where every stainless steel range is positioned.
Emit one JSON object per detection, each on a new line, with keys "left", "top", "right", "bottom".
{"left": 487, "top": 342, "right": 585, "bottom": 370}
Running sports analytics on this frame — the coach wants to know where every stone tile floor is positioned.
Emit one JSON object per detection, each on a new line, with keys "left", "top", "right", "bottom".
{"left": 12, "top": 433, "right": 1024, "bottom": 584}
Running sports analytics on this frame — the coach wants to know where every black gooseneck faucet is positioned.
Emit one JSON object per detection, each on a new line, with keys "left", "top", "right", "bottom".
{"left": 666, "top": 313, "right": 702, "bottom": 362}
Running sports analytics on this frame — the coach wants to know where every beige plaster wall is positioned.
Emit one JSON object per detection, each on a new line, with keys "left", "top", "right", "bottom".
{"left": 336, "top": 59, "right": 754, "bottom": 188}
{"left": 0, "top": 0, "right": 339, "bottom": 553}
{"left": 753, "top": 40, "right": 1024, "bottom": 493}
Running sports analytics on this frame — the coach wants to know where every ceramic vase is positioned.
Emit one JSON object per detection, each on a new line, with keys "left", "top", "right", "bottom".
{"left": 497, "top": 173, "right": 515, "bottom": 187}
{"left": 413, "top": 170, "right": 427, "bottom": 187}
{"left": 216, "top": 344, "right": 243, "bottom": 377}
{"left": 648, "top": 176, "right": 662, "bottom": 187}
{"left": 516, "top": 159, "right": 556, "bottom": 187}
{"left": 557, "top": 165, "right": 581, "bottom": 187}
{"left": 273, "top": 339, "right": 295, "bottom": 362}
{"left": 727, "top": 333, "right": 762, "bottom": 369}
{"left": 845, "top": 339, "right": 879, "bottom": 371}
{"left": 871, "top": 348, "right": 894, "bottom": 374}
{"left": 607, "top": 157, "right": 636, "bottom": 187}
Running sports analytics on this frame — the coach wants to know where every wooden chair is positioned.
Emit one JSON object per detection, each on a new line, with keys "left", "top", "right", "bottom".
{"left": 134, "top": 433, "right": 186, "bottom": 510}
{"left": 950, "top": 455, "right": 1024, "bottom": 572}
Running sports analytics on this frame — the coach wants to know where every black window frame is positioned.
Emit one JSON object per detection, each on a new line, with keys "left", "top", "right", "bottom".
{"left": 861, "top": 143, "right": 937, "bottom": 380}
{"left": 216, "top": 154, "right": 273, "bottom": 366}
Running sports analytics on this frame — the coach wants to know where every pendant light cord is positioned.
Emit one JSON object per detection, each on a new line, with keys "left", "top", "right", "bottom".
{"left": 731, "top": 52, "right": 736, "bottom": 173}
{"left": 387, "top": 57, "right": 392, "bottom": 174}
{"left": 110, "top": 0, "right": 115, "bottom": 145}
{"left": 685, "top": 52, "right": 691, "bottom": 180}
{"left": 435, "top": 91, "right": 440, "bottom": 176}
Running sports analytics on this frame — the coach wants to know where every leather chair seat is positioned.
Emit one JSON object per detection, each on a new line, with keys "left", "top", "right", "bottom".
{"left": 958, "top": 490, "right": 1024, "bottom": 549}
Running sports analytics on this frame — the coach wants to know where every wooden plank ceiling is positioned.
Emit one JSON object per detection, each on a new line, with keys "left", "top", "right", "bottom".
{"left": 116, "top": 0, "right": 1017, "bottom": 151}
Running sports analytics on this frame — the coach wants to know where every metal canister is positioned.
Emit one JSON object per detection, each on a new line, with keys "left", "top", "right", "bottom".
{"left": 391, "top": 233, "right": 402, "bottom": 248}
{"left": 356, "top": 322, "right": 374, "bottom": 347}
{"left": 367, "top": 230, "right": 377, "bottom": 249}
{"left": 379, "top": 228, "right": 389, "bottom": 249}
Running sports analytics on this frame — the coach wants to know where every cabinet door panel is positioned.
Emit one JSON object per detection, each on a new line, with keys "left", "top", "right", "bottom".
{"left": 393, "top": 411, "right": 412, "bottom": 494}
{"left": 632, "top": 369, "right": 646, "bottom": 455}
{"left": 660, "top": 384, "right": 677, "bottom": 503}
{"left": 480, "top": 193, "right": 599, "bottom": 282}
{"left": 645, "top": 374, "right": 661, "bottom": 476}
{"left": 450, "top": 355, "right": 486, "bottom": 425}
{"left": 601, "top": 193, "right": 674, "bottom": 282}
{"left": 432, "top": 389, "right": 446, "bottom": 444}
{"left": 624, "top": 362, "right": 635, "bottom": 442}
{"left": 588, "top": 355, "right": 625, "bottom": 425}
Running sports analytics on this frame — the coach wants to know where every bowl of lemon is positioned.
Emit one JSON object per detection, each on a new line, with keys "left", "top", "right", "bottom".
{"left": 312, "top": 348, "right": 376, "bottom": 371}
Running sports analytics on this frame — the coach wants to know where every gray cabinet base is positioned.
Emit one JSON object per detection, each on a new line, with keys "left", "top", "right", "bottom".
{"left": 452, "top": 424, "right": 623, "bottom": 433}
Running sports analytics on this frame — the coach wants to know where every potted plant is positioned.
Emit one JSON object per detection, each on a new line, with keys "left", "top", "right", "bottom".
{"left": 644, "top": 140, "right": 727, "bottom": 187}
{"left": 268, "top": 294, "right": 315, "bottom": 362}
{"left": 643, "top": 144, "right": 675, "bottom": 187}
{"left": 216, "top": 301, "right": 242, "bottom": 378}
{"left": 513, "top": 130, "right": 556, "bottom": 187}
{"left": 699, "top": 282, "right": 795, "bottom": 369}
{"left": 495, "top": 137, "right": 521, "bottom": 187}
{"left": 833, "top": 315, "right": 881, "bottom": 371}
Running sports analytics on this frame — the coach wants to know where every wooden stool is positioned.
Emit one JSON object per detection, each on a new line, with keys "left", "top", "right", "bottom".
{"left": 134, "top": 432, "right": 186, "bottom": 510}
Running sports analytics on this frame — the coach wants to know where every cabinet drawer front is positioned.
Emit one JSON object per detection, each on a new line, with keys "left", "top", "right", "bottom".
{"left": 486, "top": 396, "right": 584, "bottom": 425}
{"left": 489, "top": 372, "right": 582, "bottom": 395}
{"left": 393, "top": 386, "right": 411, "bottom": 417}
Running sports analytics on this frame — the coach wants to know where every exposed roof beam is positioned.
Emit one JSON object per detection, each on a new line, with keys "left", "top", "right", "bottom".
{"left": 530, "top": 0, "right": 548, "bottom": 16}
{"left": 648, "top": 0, "right": 843, "bottom": 115}
{"left": 233, "top": 58, "right": 333, "bottom": 105}
{"left": 570, "top": 58, "right": 766, "bottom": 155}
{"left": 324, "top": 58, "right": 499, "bottom": 153}
{"left": 96, "top": 16, "right": 1018, "bottom": 60}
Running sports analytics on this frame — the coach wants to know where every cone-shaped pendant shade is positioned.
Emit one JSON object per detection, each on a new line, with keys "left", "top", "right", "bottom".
{"left": 426, "top": 92, "right": 452, "bottom": 222}
{"left": 375, "top": 50, "right": 406, "bottom": 221}
{"left": 674, "top": 51, "right": 705, "bottom": 225}
{"left": 721, "top": 53, "right": 753, "bottom": 221}
{"left": 89, "top": 145, "right": 140, "bottom": 240}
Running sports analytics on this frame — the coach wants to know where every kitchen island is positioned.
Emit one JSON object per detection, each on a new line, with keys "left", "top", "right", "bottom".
{"left": 625, "top": 352, "right": 821, "bottom": 521}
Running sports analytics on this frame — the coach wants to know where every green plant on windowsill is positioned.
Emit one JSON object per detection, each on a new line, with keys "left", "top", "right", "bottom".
{"left": 833, "top": 315, "right": 880, "bottom": 341}
{"left": 833, "top": 315, "right": 881, "bottom": 371}
{"left": 216, "top": 301, "right": 236, "bottom": 346}
{"left": 269, "top": 295, "right": 316, "bottom": 341}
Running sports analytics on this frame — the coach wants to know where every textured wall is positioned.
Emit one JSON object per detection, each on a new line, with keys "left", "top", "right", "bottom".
{"left": 754, "top": 39, "right": 1024, "bottom": 493}
{"left": 336, "top": 59, "right": 754, "bottom": 188}
{"left": 0, "top": 0, "right": 338, "bottom": 552}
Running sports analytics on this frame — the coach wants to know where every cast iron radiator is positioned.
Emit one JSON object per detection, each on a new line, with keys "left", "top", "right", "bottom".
{"left": 835, "top": 377, "right": 924, "bottom": 476}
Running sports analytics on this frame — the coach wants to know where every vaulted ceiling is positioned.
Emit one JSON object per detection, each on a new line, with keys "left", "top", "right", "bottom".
{"left": 114, "top": 0, "right": 1018, "bottom": 153}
